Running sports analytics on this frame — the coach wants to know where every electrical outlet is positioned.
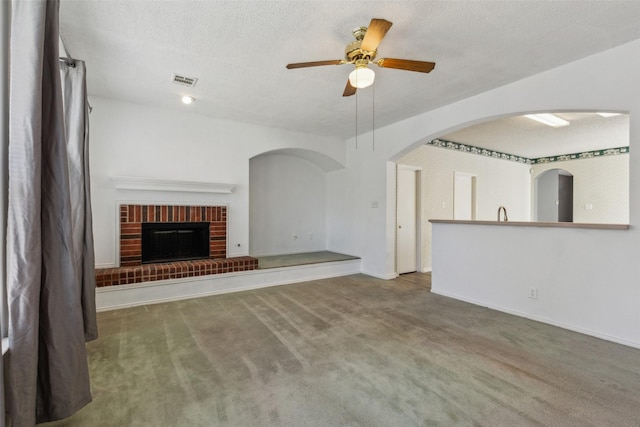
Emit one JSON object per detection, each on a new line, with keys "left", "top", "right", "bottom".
{"left": 309, "top": 233, "right": 313, "bottom": 240}
{"left": 529, "top": 287, "right": 538, "bottom": 299}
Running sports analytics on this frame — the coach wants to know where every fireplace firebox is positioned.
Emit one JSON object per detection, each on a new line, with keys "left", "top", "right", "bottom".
{"left": 141, "top": 222, "right": 209, "bottom": 263}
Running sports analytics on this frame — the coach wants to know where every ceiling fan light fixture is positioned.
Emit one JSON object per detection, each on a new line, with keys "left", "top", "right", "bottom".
{"left": 349, "top": 66, "right": 375, "bottom": 89}
{"left": 524, "top": 113, "right": 569, "bottom": 128}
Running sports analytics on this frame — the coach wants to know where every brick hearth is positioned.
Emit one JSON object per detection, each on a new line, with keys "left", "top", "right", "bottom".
{"left": 95, "top": 257, "right": 258, "bottom": 287}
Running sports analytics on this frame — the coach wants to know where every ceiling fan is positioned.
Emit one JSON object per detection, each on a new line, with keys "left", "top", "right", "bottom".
{"left": 286, "top": 18, "right": 436, "bottom": 97}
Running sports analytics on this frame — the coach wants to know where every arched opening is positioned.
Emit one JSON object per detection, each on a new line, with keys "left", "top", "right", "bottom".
{"left": 535, "top": 169, "right": 573, "bottom": 222}
{"left": 395, "top": 111, "right": 629, "bottom": 271}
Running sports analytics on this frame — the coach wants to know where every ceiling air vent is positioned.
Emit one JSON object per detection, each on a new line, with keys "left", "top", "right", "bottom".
{"left": 171, "top": 73, "right": 198, "bottom": 87}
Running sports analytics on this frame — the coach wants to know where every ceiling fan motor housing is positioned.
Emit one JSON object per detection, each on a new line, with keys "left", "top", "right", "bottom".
{"left": 345, "top": 40, "right": 377, "bottom": 63}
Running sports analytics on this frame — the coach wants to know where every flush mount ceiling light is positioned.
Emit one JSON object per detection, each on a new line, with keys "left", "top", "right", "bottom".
{"left": 524, "top": 113, "right": 569, "bottom": 128}
{"left": 348, "top": 64, "right": 375, "bottom": 89}
{"left": 597, "top": 112, "right": 622, "bottom": 118}
{"left": 181, "top": 95, "right": 195, "bottom": 105}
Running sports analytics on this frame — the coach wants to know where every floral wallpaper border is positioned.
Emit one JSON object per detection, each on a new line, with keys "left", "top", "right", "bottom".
{"left": 427, "top": 138, "right": 629, "bottom": 165}
{"left": 531, "top": 146, "right": 629, "bottom": 164}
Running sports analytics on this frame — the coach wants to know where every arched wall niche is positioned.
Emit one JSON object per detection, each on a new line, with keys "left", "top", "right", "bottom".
{"left": 250, "top": 148, "right": 345, "bottom": 172}
{"left": 249, "top": 148, "right": 343, "bottom": 256}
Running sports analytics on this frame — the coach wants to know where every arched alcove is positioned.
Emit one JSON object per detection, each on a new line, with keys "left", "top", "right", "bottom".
{"left": 249, "top": 149, "right": 343, "bottom": 256}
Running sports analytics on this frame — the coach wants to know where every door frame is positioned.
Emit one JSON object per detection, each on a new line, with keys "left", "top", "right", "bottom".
{"left": 395, "top": 164, "right": 422, "bottom": 275}
{"left": 453, "top": 171, "right": 477, "bottom": 220}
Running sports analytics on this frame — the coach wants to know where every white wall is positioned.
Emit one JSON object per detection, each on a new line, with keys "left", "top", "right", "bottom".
{"left": 89, "top": 97, "right": 345, "bottom": 267}
{"left": 431, "top": 222, "right": 640, "bottom": 348}
{"left": 329, "top": 38, "right": 640, "bottom": 346}
{"left": 398, "top": 144, "right": 531, "bottom": 270}
{"left": 249, "top": 152, "right": 327, "bottom": 256}
{"left": 325, "top": 146, "right": 395, "bottom": 278}
{"left": 532, "top": 154, "right": 629, "bottom": 224}
{"left": 326, "top": 166, "right": 364, "bottom": 261}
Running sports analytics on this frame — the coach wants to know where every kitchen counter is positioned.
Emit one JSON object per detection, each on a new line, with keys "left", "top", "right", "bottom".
{"left": 429, "top": 219, "right": 629, "bottom": 230}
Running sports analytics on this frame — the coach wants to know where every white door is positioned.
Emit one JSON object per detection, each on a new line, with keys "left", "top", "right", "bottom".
{"left": 397, "top": 166, "right": 418, "bottom": 274}
{"left": 454, "top": 172, "right": 476, "bottom": 220}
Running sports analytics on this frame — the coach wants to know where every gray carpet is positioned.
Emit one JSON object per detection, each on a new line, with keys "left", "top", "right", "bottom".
{"left": 45, "top": 273, "right": 640, "bottom": 426}
{"left": 255, "top": 251, "right": 359, "bottom": 269}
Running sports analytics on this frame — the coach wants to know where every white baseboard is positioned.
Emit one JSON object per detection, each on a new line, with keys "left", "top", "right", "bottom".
{"left": 362, "top": 270, "right": 398, "bottom": 280}
{"left": 250, "top": 250, "right": 318, "bottom": 257}
{"left": 97, "top": 259, "right": 361, "bottom": 311}
{"left": 421, "top": 267, "right": 432, "bottom": 273}
{"left": 95, "top": 262, "right": 116, "bottom": 269}
{"left": 431, "top": 288, "right": 640, "bottom": 350}
{"left": 226, "top": 250, "right": 250, "bottom": 258}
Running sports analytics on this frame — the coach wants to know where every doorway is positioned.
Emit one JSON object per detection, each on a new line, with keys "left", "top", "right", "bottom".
{"left": 396, "top": 165, "right": 420, "bottom": 274}
{"left": 535, "top": 168, "right": 573, "bottom": 222}
{"left": 454, "top": 172, "right": 477, "bottom": 220}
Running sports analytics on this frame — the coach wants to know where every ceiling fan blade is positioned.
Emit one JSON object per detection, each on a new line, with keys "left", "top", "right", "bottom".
{"left": 360, "top": 18, "right": 393, "bottom": 52}
{"left": 286, "top": 60, "right": 343, "bottom": 69}
{"left": 376, "top": 58, "right": 436, "bottom": 73}
{"left": 343, "top": 79, "right": 357, "bottom": 97}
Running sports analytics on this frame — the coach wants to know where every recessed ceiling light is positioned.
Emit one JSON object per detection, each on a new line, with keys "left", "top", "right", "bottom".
{"left": 596, "top": 112, "right": 621, "bottom": 118}
{"left": 524, "top": 113, "right": 569, "bottom": 128}
{"left": 181, "top": 96, "right": 195, "bottom": 105}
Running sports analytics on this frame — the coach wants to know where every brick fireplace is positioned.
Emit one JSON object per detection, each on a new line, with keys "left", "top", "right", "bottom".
{"left": 95, "top": 204, "right": 257, "bottom": 287}
{"left": 119, "top": 204, "right": 227, "bottom": 266}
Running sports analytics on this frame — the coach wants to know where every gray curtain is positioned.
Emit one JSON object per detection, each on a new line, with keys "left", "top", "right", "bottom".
{"left": 6, "top": 1, "right": 97, "bottom": 425}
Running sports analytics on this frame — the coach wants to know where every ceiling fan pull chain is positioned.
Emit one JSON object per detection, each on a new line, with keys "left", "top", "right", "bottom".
{"left": 372, "top": 82, "right": 375, "bottom": 152}
{"left": 355, "top": 89, "right": 358, "bottom": 150}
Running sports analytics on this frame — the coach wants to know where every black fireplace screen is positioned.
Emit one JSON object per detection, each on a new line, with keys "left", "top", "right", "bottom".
{"left": 141, "top": 222, "right": 209, "bottom": 263}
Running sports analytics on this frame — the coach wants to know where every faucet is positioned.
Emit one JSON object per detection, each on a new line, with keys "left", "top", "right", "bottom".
{"left": 497, "top": 206, "right": 508, "bottom": 222}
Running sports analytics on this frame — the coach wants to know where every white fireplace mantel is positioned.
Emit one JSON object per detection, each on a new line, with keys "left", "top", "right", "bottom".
{"left": 111, "top": 176, "right": 235, "bottom": 194}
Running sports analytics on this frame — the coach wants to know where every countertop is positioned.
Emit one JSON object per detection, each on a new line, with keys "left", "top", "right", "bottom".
{"left": 428, "top": 219, "right": 629, "bottom": 230}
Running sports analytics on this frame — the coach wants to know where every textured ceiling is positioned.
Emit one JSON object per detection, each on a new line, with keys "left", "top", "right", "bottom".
{"left": 59, "top": 1, "right": 640, "bottom": 142}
